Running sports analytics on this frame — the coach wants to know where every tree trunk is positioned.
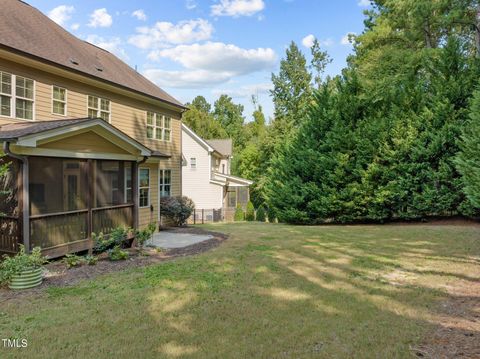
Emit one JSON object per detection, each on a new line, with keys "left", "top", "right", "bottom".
{"left": 476, "top": 5, "right": 480, "bottom": 57}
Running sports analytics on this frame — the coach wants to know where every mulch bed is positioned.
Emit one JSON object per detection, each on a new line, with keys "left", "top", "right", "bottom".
{"left": 0, "top": 227, "right": 227, "bottom": 302}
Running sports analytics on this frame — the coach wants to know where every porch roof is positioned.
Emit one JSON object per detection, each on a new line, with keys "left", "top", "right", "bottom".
{"left": 0, "top": 118, "right": 163, "bottom": 159}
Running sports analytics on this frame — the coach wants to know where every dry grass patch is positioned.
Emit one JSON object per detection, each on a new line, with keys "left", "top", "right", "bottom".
{"left": 0, "top": 222, "right": 478, "bottom": 358}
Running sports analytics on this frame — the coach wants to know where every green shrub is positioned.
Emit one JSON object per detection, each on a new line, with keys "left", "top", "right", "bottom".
{"left": 234, "top": 205, "right": 245, "bottom": 221}
{"left": 108, "top": 246, "right": 128, "bottom": 261}
{"left": 246, "top": 201, "right": 255, "bottom": 221}
{"left": 85, "top": 255, "right": 98, "bottom": 266}
{"left": 92, "top": 226, "right": 131, "bottom": 254}
{"left": 160, "top": 196, "right": 195, "bottom": 226}
{"left": 0, "top": 246, "right": 47, "bottom": 285}
{"left": 136, "top": 223, "right": 156, "bottom": 250}
{"left": 267, "top": 207, "right": 276, "bottom": 223}
{"left": 256, "top": 205, "right": 266, "bottom": 222}
{"left": 63, "top": 254, "right": 84, "bottom": 268}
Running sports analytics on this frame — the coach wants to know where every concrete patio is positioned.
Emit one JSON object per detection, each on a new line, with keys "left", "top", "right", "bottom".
{"left": 146, "top": 231, "right": 214, "bottom": 249}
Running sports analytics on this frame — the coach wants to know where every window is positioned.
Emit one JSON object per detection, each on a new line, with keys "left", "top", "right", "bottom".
{"left": 190, "top": 158, "right": 196, "bottom": 169}
{"left": 139, "top": 168, "right": 150, "bottom": 207}
{"left": 146, "top": 112, "right": 171, "bottom": 141}
{"left": 15, "top": 76, "right": 34, "bottom": 120}
{"left": 0, "top": 72, "right": 12, "bottom": 117}
{"left": 52, "top": 86, "right": 66, "bottom": 115}
{"left": 88, "top": 95, "right": 110, "bottom": 122}
{"left": 222, "top": 164, "right": 225, "bottom": 174}
{"left": 0, "top": 72, "right": 35, "bottom": 120}
{"left": 159, "top": 169, "right": 171, "bottom": 197}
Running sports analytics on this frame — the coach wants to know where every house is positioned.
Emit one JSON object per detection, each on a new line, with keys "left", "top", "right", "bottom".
{"left": 0, "top": 0, "right": 185, "bottom": 258}
{"left": 181, "top": 124, "right": 252, "bottom": 221}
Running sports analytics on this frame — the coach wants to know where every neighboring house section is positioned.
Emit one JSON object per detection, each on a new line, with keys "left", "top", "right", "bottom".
{"left": 0, "top": 0, "right": 185, "bottom": 258}
{"left": 182, "top": 124, "right": 252, "bottom": 218}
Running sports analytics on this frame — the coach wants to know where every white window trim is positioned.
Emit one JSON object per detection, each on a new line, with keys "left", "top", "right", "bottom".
{"left": 190, "top": 157, "right": 196, "bottom": 169}
{"left": 51, "top": 85, "right": 67, "bottom": 117}
{"left": 87, "top": 94, "right": 111, "bottom": 123}
{"left": 138, "top": 167, "right": 150, "bottom": 208}
{"left": 146, "top": 111, "right": 172, "bottom": 142}
{"left": 159, "top": 169, "right": 172, "bottom": 198}
{"left": 0, "top": 71, "right": 35, "bottom": 121}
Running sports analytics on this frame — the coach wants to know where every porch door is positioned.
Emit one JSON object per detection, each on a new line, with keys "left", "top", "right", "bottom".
{"left": 63, "top": 161, "right": 81, "bottom": 211}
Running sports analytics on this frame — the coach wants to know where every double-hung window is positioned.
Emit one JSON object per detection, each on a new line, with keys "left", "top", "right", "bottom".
{"left": 0, "top": 71, "right": 34, "bottom": 120}
{"left": 146, "top": 112, "right": 171, "bottom": 141}
{"left": 0, "top": 72, "right": 12, "bottom": 117}
{"left": 190, "top": 158, "right": 196, "bottom": 169}
{"left": 15, "top": 76, "right": 34, "bottom": 120}
{"left": 139, "top": 168, "right": 150, "bottom": 208}
{"left": 52, "top": 86, "right": 66, "bottom": 115}
{"left": 88, "top": 95, "right": 110, "bottom": 122}
{"left": 159, "top": 169, "right": 171, "bottom": 198}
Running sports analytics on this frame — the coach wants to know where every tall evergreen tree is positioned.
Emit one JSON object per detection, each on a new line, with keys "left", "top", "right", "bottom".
{"left": 456, "top": 88, "right": 480, "bottom": 209}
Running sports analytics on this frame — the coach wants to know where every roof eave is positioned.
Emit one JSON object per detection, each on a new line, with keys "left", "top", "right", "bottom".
{"left": 0, "top": 44, "right": 186, "bottom": 111}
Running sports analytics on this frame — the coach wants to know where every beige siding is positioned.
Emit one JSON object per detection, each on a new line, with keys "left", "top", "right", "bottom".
{"left": 0, "top": 56, "right": 183, "bottom": 229}
{"left": 39, "top": 131, "right": 129, "bottom": 154}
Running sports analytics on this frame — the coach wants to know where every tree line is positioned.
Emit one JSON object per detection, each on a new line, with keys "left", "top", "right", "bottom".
{"left": 184, "top": 0, "right": 480, "bottom": 224}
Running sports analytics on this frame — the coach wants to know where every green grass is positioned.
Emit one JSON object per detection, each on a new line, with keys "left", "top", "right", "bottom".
{"left": 1, "top": 223, "right": 479, "bottom": 358}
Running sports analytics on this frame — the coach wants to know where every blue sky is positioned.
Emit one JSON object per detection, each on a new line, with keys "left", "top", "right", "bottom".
{"left": 28, "top": 0, "right": 370, "bottom": 120}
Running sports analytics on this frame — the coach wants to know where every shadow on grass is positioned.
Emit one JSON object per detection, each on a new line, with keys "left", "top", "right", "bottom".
{"left": 0, "top": 223, "right": 478, "bottom": 358}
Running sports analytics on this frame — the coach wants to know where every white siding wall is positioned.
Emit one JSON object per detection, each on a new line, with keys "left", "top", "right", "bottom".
{"left": 182, "top": 129, "right": 224, "bottom": 209}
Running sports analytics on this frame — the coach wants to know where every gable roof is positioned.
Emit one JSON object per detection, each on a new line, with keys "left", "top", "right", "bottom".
{"left": 0, "top": 118, "right": 156, "bottom": 157}
{"left": 206, "top": 139, "right": 233, "bottom": 157}
{"left": 0, "top": 0, "right": 184, "bottom": 109}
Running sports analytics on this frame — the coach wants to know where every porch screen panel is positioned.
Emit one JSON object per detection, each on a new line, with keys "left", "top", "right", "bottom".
{"left": 0, "top": 158, "right": 19, "bottom": 216}
{"left": 29, "top": 157, "right": 88, "bottom": 215}
{"left": 237, "top": 187, "right": 249, "bottom": 206}
{"left": 95, "top": 160, "right": 129, "bottom": 207}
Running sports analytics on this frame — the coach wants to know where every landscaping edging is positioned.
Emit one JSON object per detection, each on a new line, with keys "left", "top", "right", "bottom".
{"left": 0, "top": 227, "right": 227, "bottom": 302}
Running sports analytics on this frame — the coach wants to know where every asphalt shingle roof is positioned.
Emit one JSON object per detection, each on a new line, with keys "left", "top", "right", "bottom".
{"left": 206, "top": 139, "right": 233, "bottom": 157}
{"left": 0, "top": 0, "right": 184, "bottom": 109}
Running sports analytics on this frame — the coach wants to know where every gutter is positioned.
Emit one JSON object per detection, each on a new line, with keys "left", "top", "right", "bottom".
{"left": 3, "top": 141, "right": 30, "bottom": 253}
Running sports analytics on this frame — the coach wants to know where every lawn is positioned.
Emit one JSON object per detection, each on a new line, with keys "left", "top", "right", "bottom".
{"left": 0, "top": 223, "right": 479, "bottom": 358}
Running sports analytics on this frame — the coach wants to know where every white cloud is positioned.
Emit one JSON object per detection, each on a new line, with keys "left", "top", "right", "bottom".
{"left": 211, "top": 0, "right": 265, "bottom": 17}
{"left": 144, "top": 42, "right": 276, "bottom": 88}
{"left": 132, "top": 9, "right": 147, "bottom": 21}
{"left": 186, "top": 0, "right": 197, "bottom": 10}
{"left": 144, "top": 69, "right": 233, "bottom": 88}
{"left": 302, "top": 34, "right": 315, "bottom": 48}
{"left": 88, "top": 8, "right": 113, "bottom": 28}
{"left": 358, "top": 0, "right": 370, "bottom": 6}
{"left": 212, "top": 83, "right": 272, "bottom": 98}
{"left": 71, "top": 23, "right": 80, "bottom": 31}
{"left": 302, "top": 35, "right": 333, "bottom": 49}
{"left": 48, "top": 5, "right": 75, "bottom": 26}
{"left": 148, "top": 42, "right": 276, "bottom": 74}
{"left": 128, "top": 19, "right": 213, "bottom": 49}
{"left": 85, "top": 35, "right": 129, "bottom": 62}
{"left": 341, "top": 32, "right": 356, "bottom": 45}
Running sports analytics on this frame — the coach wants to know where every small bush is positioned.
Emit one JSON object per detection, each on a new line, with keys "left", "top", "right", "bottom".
{"left": 256, "top": 205, "right": 266, "bottom": 222}
{"left": 246, "top": 201, "right": 255, "bottom": 221}
{"left": 64, "top": 254, "right": 84, "bottom": 268}
{"left": 92, "top": 227, "right": 131, "bottom": 254}
{"left": 234, "top": 205, "right": 245, "bottom": 221}
{"left": 85, "top": 255, "right": 98, "bottom": 266}
{"left": 108, "top": 246, "right": 128, "bottom": 261}
{"left": 267, "top": 207, "right": 276, "bottom": 223}
{"left": 136, "top": 223, "right": 156, "bottom": 250}
{"left": 160, "top": 196, "right": 195, "bottom": 226}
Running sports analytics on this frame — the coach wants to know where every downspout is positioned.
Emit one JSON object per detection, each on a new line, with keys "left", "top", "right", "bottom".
{"left": 3, "top": 142, "right": 30, "bottom": 253}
